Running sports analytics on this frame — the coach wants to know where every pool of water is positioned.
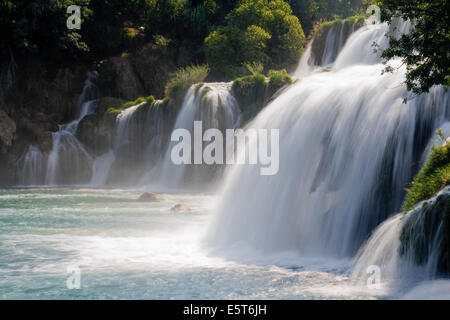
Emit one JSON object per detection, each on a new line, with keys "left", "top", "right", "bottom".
{"left": 0, "top": 188, "right": 439, "bottom": 299}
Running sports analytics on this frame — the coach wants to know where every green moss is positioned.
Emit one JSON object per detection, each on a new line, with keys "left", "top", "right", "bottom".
{"left": 194, "top": 83, "right": 204, "bottom": 95}
{"left": 402, "top": 143, "right": 450, "bottom": 212}
{"left": 201, "top": 86, "right": 212, "bottom": 95}
{"left": 106, "top": 95, "right": 155, "bottom": 115}
{"left": 232, "top": 73, "right": 268, "bottom": 123}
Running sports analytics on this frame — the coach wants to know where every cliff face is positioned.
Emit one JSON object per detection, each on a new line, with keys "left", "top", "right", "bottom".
{"left": 0, "top": 37, "right": 194, "bottom": 186}
{"left": 0, "top": 59, "right": 90, "bottom": 185}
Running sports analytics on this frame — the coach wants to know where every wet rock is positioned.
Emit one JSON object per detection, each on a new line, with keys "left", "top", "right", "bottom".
{"left": 98, "top": 55, "right": 145, "bottom": 101}
{"left": 170, "top": 204, "right": 192, "bottom": 212}
{"left": 137, "top": 192, "right": 164, "bottom": 202}
{"left": 400, "top": 187, "right": 450, "bottom": 276}
{"left": 0, "top": 110, "right": 16, "bottom": 153}
{"left": 97, "top": 97, "right": 126, "bottom": 115}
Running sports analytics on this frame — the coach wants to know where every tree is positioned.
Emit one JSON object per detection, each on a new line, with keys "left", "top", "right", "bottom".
{"left": 378, "top": 0, "right": 450, "bottom": 94}
{"left": 204, "top": 0, "right": 306, "bottom": 79}
{"left": 0, "top": 0, "right": 92, "bottom": 58}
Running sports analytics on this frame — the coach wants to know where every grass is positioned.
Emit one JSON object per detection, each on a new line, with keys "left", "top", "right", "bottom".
{"left": 106, "top": 95, "right": 155, "bottom": 115}
{"left": 402, "top": 142, "right": 450, "bottom": 212}
{"left": 165, "top": 64, "right": 209, "bottom": 101}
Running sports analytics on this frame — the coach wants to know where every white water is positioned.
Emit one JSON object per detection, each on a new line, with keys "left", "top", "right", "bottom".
{"left": 143, "top": 83, "right": 241, "bottom": 191}
{"left": 44, "top": 72, "right": 99, "bottom": 185}
{"left": 16, "top": 145, "right": 45, "bottom": 185}
{"left": 90, "top": 150, "right": 115, "bottom": 186}
{"left": 208, "top": 21, "right": 449, "bottom": 265}
{"left": 8, "top": 19, "right": 450, "bottom": 299}
{"left": 352, "top": 186, "right": 450, "bottom": 293}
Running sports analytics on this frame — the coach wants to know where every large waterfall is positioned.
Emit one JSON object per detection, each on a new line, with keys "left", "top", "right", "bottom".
{"left": 206, "top": 20, "right": 449, "bottom": 264}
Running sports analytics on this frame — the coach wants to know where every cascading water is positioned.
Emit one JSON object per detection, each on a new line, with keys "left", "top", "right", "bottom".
{"left": 45, "top": 72, "right": 99, "bottom": 185}
{"left": 207, "top": 20, "right": 449, "bottom": 263}
{"left": 102, "top": 99, "right": 171, "bottom": 186}
{"left": 352, "top": 186, "right": 450, "bottom": 289}
{"left": 294, "top": 18, "right": 364, "bottom": 77}
{"left": 143, "top": 83, "right": 241, "bottom": 191}
{"left": 15, "top": 145, "right": 45, "bottom": 185}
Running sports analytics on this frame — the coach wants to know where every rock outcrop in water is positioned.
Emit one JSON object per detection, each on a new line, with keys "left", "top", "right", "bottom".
{"left": 400, "top": 187, "right": 450, "bottom": 276}
{"left": 137, "top": 192, "right": 164, "bottom": 202}
{"left": 310, "top": 16, "right": 365, "bottom": 66}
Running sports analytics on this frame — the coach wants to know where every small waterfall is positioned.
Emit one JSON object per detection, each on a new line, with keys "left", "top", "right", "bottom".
{"left": 104, "top": 99, "right": 170, "bottom": 186}
{"left": 45, "top": 72, "right": 99, "bottom": 185}
{"left": 321, "top": 21, "right": 347, "bottom": 66}
{"left": 352, "top": 186, "right": 450, "bottom": 286}
{"left": 16, "top": 145, "right": 45, "bottom": 185}
{"left": 90, "top": 150, "right": 115, "bottom": 186}
{"left": 144, "top": 83, "right": 241, "bottom": 190}
{"left": 207, "top": 21, "right": 449, "bottom": 259}
{"left": 295, "top": 17, "right": 364, "bottom": 77}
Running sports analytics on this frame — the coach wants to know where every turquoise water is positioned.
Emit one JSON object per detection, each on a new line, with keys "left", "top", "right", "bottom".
{"left": 0, "top": 188, "right": 394, "bottom": 299}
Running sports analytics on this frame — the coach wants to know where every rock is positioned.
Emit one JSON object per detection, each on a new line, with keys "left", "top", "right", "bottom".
{"left": 400, "top": 186, "right": 450, "bottom": 276}
{"left": 0, "top": 110, "right": 16, "bottom": 153}
{"left": 170, "top": 204, "right": 191, "bottom": 212}
{"left": 98, "top": 55, "right": 145, "bottom": 101}
{"left": 137, "top": 192, "right": 164, "bottom": 202}
{"left": 76, "top": 108, "right": 116, "bottom": 156}
{"left": 97, "top": 97, "right": 126, "bottom": 115}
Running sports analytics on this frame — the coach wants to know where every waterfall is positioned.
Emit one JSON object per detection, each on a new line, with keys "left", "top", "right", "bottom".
{"left": 44, "top": 72, "right": 99, "bottom": 185}
{"left": 143, "top": 83, "right": 241, "bottom": 191}
{"left": 103, "top": 99, "right": 170, "bottom": 186}
{"left": 16, "top": 145, "right": 45, "bottom": 185}
{"left": 207, "top": 21, "right": 449, "bottom": 260}
{"left": 294, "top": 18, "right": 364, "bottom": 77}
{"left": 90, "top": 150, "right": 115, "bottom": 186}
{"left": 352, "top": 186, "right": 450, "bottom": 286}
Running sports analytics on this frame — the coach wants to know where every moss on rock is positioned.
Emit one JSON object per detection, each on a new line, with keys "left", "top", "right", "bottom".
{"left": 402, "top": 143, "right": 450, "bottom": 212}
{"left": 232, "top": 70, "right": 292, "bottom": 123}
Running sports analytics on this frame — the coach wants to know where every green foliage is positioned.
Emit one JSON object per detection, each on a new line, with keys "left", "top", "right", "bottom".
{"left": 232, "top": 73, "right": 267, "bottom": 122}
{"left": 232, "top": 68, "right": 292, "bottom": 123}
{"left": 377, "top": 0, "right": 450, "bottom": 94}
{"left": 106, "top": 95, "right": 155, "bottom": 115}
{"left": 245, "top": 62, "right": 265, "bottom": 76}
{"left": 0, "top": 0, "right": 92, "bottom": 58}
{"left": 403, "top": 142, "right": 450, "bottom": 212}
{"left": 268, "top": 69, "right": 293, "bottom": 87}
{"left": 205, "top": 0, "right": 306, "bottom": 79}
{"left": 286, "top": 0, "right": 363, "bottom": 36}
{"left": 165, "top": 65, "right": 209, "bottom": 101}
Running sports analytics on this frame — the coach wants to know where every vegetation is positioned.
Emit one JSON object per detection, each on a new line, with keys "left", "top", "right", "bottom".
{"left": 106, "top": 95, "right": 155, "bottom": 115}
{"left": 377, "top": 0, "right": 450, "bottom": 94}
{"left": 1, "top": 0, "right": 364, "bottom": 76}
{"left": 268, "top": 69, "right": 293, "bottom": 87}
{"left": 402, "top": 138, "right": 450, "bottom": 212}
{"left": 164, "top": 64, "right": 209, "bottom": 101}
{"left": 205, "top": 0, "right": 307, "bottom": 79}
{"left": 232, "top": 68, "right": 292, "bottom": 122}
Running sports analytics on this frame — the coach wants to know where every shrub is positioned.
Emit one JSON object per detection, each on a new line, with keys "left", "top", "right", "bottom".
{"left": 204, "top": 0, "right": 306, "bottom": 79}
{"left": 164, "top": 64, "right": 209, "bottom": 101}
{"left": 268, "top": 69, "right": 292, "bottom": 88}
{"left": 403, "top": 142, "right": 450, "bottom": 212}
